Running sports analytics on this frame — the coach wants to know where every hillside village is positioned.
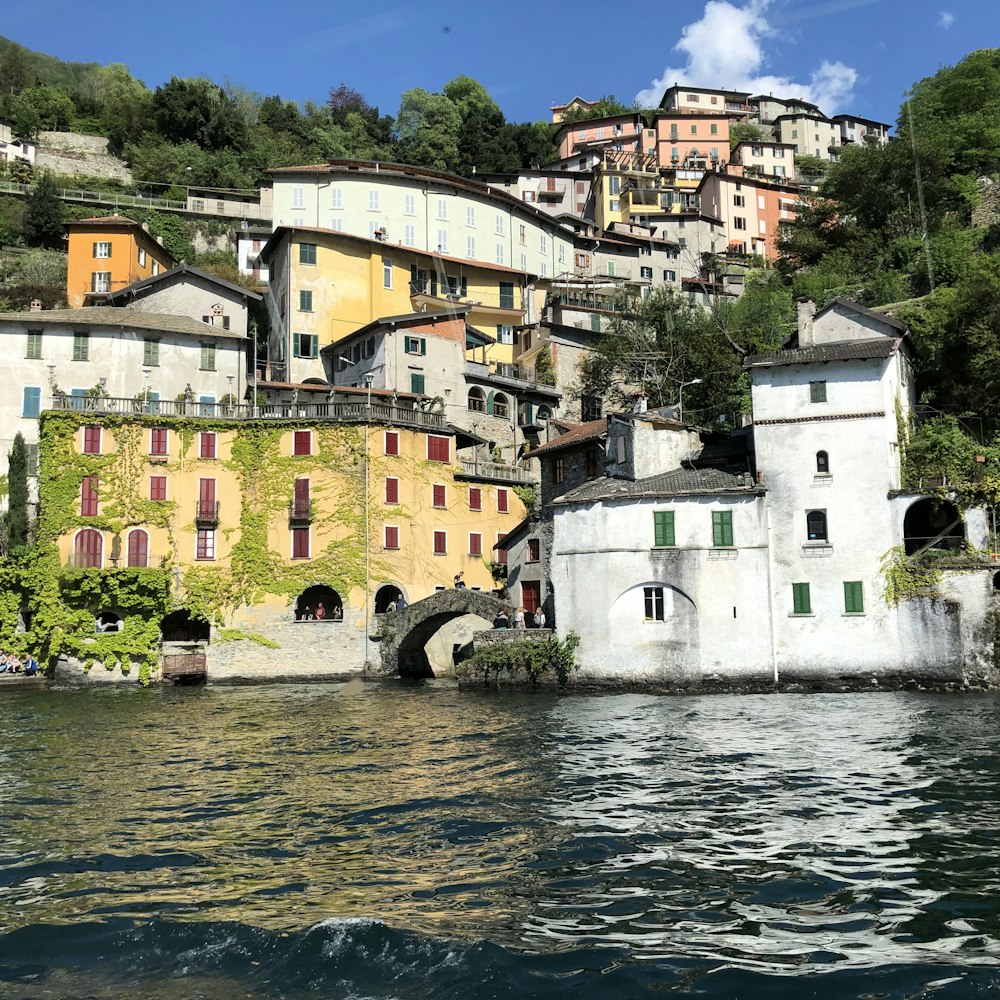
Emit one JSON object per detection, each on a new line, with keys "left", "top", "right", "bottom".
{"left": 1, "top": 39, "right": 1000, "bottom": 690}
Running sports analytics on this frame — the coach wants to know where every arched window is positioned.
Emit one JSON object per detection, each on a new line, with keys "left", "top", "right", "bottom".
{"left": 127, "top": 529, "right": 149, "bottom": 568}
{"left": 492, "top": 392, "right": 510, "bottom": 420}
{"left": 806, "top": 510, "right": 828, "bottom": 542}
{"left": 468, "top": 387, "right": 486, "bottom": 412}
{"left": 536, "top": 406, "right": 551, "bottom": 425}
{"left": 816, "top": 450, "right": 829, "bottom": 474}
{"left": 74, "top": 529, "right": 103, "bottom": 568}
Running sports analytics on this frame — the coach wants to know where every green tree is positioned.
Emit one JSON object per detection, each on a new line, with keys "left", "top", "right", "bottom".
{"left": 395, "top": 88, "right": 462, "bottom": 172}
{"left": 558, "top": 95, "right": 633, "bottom": 123}
{"left": 95, "top": 63, "right": 153, "bottom": 149}
{"left": 0, "top": 42, "right": 33, "bottom": 98}
{"left": 22, "top": 171, "right": 63, "bottom": 249}
{"left": 5, "top": 433, "right": 29, "bottom": 551}
{"left": 729, "top": 122, "right": 766, "bottom": 150}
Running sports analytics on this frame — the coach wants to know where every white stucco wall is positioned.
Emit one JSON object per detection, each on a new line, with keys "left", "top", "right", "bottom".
{"left": 122, "top": 282, "right": 251, "bottom": 338}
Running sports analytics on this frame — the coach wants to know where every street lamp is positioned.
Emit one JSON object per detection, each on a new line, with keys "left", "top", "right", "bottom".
{"left": 678, "top": 378, "right": 702, "bottom": 423}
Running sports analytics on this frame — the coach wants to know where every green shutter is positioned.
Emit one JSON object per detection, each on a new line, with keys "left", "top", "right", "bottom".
{"left": 712, "top": 510, "right": 733, "bottom": 547}
{"left": 486, "top": 390, "right": 495, "bottom": 415}
{"left": 810, "top": 381, "right": 827, "bottom": 402}
{"left": 844, "top": 581, "right": 864, "bottom": 613}
{"left": 420, "top": 337, "right": 427, "bottom": 356}
{"left": 792, "top": 582, "right": 811, "bottom": 614}
{"left": 410, "top": 373, "right": 425, "bottom": 394}
{"left": 653, "top": 511, "right": 675, "bottom": 547}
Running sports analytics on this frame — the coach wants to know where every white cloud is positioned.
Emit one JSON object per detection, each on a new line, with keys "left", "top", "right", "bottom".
{"left": 937, "top": 10, "right": 955, "bottom": 29}
{"left": 634, "top": 0, "right": 858, "bottom": 115}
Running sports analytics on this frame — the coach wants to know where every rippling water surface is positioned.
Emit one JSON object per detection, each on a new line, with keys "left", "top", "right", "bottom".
{"left": 2, "top": 684, "right": 1000, "bottom": 998}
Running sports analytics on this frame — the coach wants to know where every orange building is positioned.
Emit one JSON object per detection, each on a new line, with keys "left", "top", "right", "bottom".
{"left": 66, "top": 215, "right": 177, "bottom": 308}
{"left": 696, "top": 172, "right": 800, "bottom": 259}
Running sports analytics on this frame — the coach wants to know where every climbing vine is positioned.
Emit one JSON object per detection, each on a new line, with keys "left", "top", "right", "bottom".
{"left": 456, "top": 631, "right": 581, "bottom": 689}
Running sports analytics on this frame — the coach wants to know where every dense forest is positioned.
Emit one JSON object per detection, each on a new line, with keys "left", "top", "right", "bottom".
{"left": 1, "top": 35, "right": 1000, "bottom": 481}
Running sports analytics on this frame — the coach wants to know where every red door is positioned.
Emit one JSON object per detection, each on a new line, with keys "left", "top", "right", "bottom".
{"left": 522, "top": 581, "right": 541, "bottom": 614}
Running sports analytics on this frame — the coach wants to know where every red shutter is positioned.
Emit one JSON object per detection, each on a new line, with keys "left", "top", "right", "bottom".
{"left": 83, "top": 426, "right": 101, "bottom": 454}
{"left": 497, "top": 489, "right": 509, "bottom": 513}
{"left": 199, "top": 478, "right": 216, "bottom": 519}
{"left": 200, "top": 432, "right": 217, "bottom": 459}
{"left": 292, "top": 526, "right": 310, "bottom": 558}
{"left": 385, "top": 431, "right": 399, "bottom": 456}
{"left": 497, "top": 532, "right": 507, "bottom": 565}
{"left": 432, "top": 484, "right": 446, "bottom": 508}
{"left": 75, "top": 528, "right": 102, "bottom": 568}
{"left": 293, "top": 430, "right": 312, "bottom": 456}
{"left": 151, "top": 428, "right": 168, "bottom": 455}
{"left": 127, "top": 530, "right": 148, "bottom": 568}
{"left": 385, "top": 525, "right": 399, "bottom": 549}
{"left": 469, "top": 487, "right": 481, "bottom": 511}
{"left": 295, "top": 478, "right": 310, "bottom": 503}
{"left": 427, "top": 435, "right": 450, "bottom": 463}
{"left": 385, "top": 478, "right": 399, "bottom": 504}
{"left": 81, "top": 476, "right": 99, "bottom": 516}
{"left": 433, "top": 530, "right": 447, "bottom": 555}
{"left": 149, "top": 476, "right": 166, "bottom": 501}
{"left": 469, "top": 533, "right": 482, "bottom": 556}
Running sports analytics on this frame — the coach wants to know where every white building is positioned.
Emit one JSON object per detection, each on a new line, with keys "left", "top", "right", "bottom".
{"left": 0, "top": 307, "right": 247, "bottom": 482}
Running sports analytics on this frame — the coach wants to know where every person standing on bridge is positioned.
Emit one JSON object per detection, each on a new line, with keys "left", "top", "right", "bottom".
{"left": 454, "top": 572, "right": 466, "bottom": 589}
{"left": 395, "top": 593, "right": 408, "bottom": 611}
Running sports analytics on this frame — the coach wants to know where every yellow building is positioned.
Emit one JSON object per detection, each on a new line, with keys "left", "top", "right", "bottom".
{"left": 66, "top": 215, "right": 177, "bottom": 308}
{"left": 48, "top": 400, "right": 526, "bottom": 627}
{"left": 261, "top": 226, "right": 536, "bottom": 382}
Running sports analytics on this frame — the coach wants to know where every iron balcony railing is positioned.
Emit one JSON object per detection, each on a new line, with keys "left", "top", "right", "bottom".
{"left": 409, "top": 280, "right": 524, "bottom": 313}
{"left": 195, "top": 501, "right": 220, "bottom": 524}
{"left": 51, "top": 394, "right": 447, "bottom": 430}
{"left": 458, "top": 458, "right": 534, "bottom": 484}
{"left": 289, "top": 499, "right": 314, "bottom": 521}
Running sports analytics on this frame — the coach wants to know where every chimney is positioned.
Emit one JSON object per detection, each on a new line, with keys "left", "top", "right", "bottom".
{"left": 29, "top": 298, "right": 43, "bottom": 312}
{"left": 796, "top": 297, "right": 816, "bottom": 346}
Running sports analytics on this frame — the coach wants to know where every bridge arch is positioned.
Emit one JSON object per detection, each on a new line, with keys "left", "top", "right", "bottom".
{"left": 376, "top": 589, "right": 509, "bottom": 677}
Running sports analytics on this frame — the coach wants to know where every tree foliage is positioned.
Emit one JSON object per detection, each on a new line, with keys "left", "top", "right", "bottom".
{"left": 23, "top": 170, "right": 63, "bottom": 249}
{"left": 5, "top": 432, "right": 29, "bottom": 552}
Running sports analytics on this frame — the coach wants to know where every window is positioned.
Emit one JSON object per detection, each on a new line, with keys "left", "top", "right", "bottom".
{"left": 21, "top": 385, "right": 40, "bottom": 419}
{"left": 293, "top": 430, "right": 312, "bottom": 456}
{"left": 520, "top": 253, "right": 527, "bottom": 271}
{"left": 663, "top": 269, "right": 676, "bottom": 282}
{"left": 558, "top": 244, "right": 566, "bottom": 264}
{"left": 74, "top": 529, "right": 102, "bottom": 568}
{"left": 519, "top": 224, "right": 526, "bottom": 246}
{"left": 496, "top": 244, "right": 505, "bottom": 266}
{"left": 816, "top": 450, "right": 830, "bottom": 474}
{"left": 527, "top": 538, "right": 540, "bottom": 562}
{"left": 152, "top": 261, "right": 159, "bottom": 276}
{"left": 369, "top": 189, "right": 380, "bottom": 211}
{"left": 468, "top": 387, "right": 485, "bottom": 412}
{"left": 436, "top": 229, "right": 448, "bottom": 253}
{"left": 385, "top": 477, "right": 399, "bottom": 504}
{"left": 384, "top": 525, "right": 400, "bottom": 550}
{"left": 404, "top": 193, "right": 415, "bottom": 215}
{"left": 293, "top": 333, "right": 318, "bottom": 358}
{"left": 149, "top": 476, "right": 167, "bottom": 501}
{"left": 469, "top": 533, "right": 482, "bottom": 557}
{"left": 299, "top": 290, "right": 313, "bottom": 311}
{"left": 385, "top": 431, "right": 399, "bottom": 456}
{"left": 26, "top": 331, "right": 41, "bottom": 359}
{"left": 466, "top": 236, "right": 476, "bottom": 259}
{"left": 644, "top": 586, "right": 665, "bottom": 621}
{"left": 138, "top": 248, "right": 147, "bottom": 267}
{"left": 640, "top": 266, "right": 653, "bottom": 280}
{"left": 328, "top": 218, "right": 343, "bottom": 232}
{"left": 733, "top": 217, "right": 747, "bottom": 230}
{"left": 198, "top": 395, "right": 215, "bottom": 418}
{"left": 433, "top": 530, "right": 447, "bottom": 555}
{"left": 292, "top": 526, "right": 310, "bottom": 559}
{"left": 810, "top": 381, "right": 827, "bottom": 403}
{"left": 127, "top": 529, "right": 149, "bottom": 568}
{"left": 196, "top": 528, "right": 216, "bottom": 561}
{"left": 404, "top": 224, "right": 415, "bottom": 247}
{"left": 496, "top": 214, "right": 505, "bottom": 236}
{"left": 469, "top": 487, "right": 482, "bottom": 511}
{"left": 93, "top": 241, "right": 111, "bottom": 258}
{"left": 492, "top": 391, "right": 510, "bottom": 419}
{"left": 467, "top": 206, "right": 476, "bottom": 227}
{"left": 291, "top": 187, "right": 305, "bottom": 209}
{"left": 654, "top": 511, "right": 675, "bottom": 547}
{"left": 382, "top": 256, "right": 393, "bottom": 289}
{"left": 497, "top": 488, "right": 509, "bottom": 513}
{"left": 792, "top": 582, "right": 812, "bottom": 614}
{"left": 497, "top": 325, "right": 514, "bottom": 345}
{"left": 81, "top": 475, "right": 99, "bottom": 516}
{"left": 436, "top": 198, "right": 448, "bottom": 220}
{"left": 712, "top": 510, "right": 734, "bottom": 547}
{"left": 734, "top": 194, "right": 745, "bottom": 207}
{"left": 404, "top": 336, "right": 426, "bottom": 356}
{"left": 143, "top": 337, "right": 159, "bottom": 367}
{"left": 410, "top": 373, "right": 425, "bottom": 394}
{"left": 554, "top": 457, "right": 565, "bottom": 484}
{"left": 200, "top": 342, "right": 216, "bottom": 371}
{"left": 328, "top": 187, "right": 342, "bottom": 210}
{"left": 200, "top": 432, "right": 217, "bottom": 459}
{"left": 298, "top": 242, "right": 318, "bottom": 265}
{"left": 83, "top": 426, "right": 101, "bottom": 455}
{"left": 150, "top": 427, "right": 168, "bottom": 456}
{"left": 498, "top": 282, "right": 515, "bottom": 310}
{"left": 427, "top": 435, "right": 450, "bottom": 463}
{"left": 806, "top": 509, "right": 828, "bottom": 541}
{"left": 73, "top": 332, "right": 90, "bottom": 361}
{"left": 496, "top": 531, "right": 508, "bottom": 565}
{"left": 432, "top": 484, "right": 446, "bottom": 508}
{"left": 844, "top": 581, "right": 865, "bottom": 614}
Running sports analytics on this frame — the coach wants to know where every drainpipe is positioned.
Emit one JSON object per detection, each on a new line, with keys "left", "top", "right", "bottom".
{"left": 764, "top": 487, "right": 779, "bottom": 684}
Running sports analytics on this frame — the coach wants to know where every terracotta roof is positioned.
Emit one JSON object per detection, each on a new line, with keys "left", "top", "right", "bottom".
{"left": 0, "top": 307, "right": 245, "bottom": 340}
{"left": 745, "top": 338, "right": 900, "bottom": 368}
{"left": 319, "top": 308, "right": 471, "bottom": 351}
{"left": 71, "top": 214, "right": 140, "bottom": 226}
{"left": 529, "top": 419, "right": 606, "bottom": 458}
{"left": 556, "top": 467, "right": 760, "bottom": 504}
{"left": 104, "top": 263, "right": 262, "bottom": 303}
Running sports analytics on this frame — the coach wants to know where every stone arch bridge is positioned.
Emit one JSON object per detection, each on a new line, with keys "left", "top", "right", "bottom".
{"left": 373, "top": 589, "right": 507, "bottom": 677}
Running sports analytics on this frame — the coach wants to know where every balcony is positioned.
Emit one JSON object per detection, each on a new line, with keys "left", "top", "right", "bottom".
{"left": 50, "top": 394, "right": 447, "bottom": 431}
{"left": 488, "top": 361, "right": 558, "bottom": 391}
{"left": 408, "top": 281, "right": 526, "bottom": 321}
{"left": 195, "top": 501, "right": 220, "bottom": 524}
{"left": 289, "top": 499, "right": 313, "bottom": 521}
{"left": 538, "top": 179, "right": 563, "bottom": 200}
{"left": 457, "top": 458, "right": 534, "bottom": 484}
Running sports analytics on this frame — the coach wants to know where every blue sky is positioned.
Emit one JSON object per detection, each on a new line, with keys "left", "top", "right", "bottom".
{"left": 6, "top": 0, "right": 998, "bottom": 128}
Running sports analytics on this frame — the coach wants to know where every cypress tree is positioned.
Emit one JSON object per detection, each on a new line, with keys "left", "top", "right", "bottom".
{"left": 6, "top": 433, "right": 29, "bottom": 551}
{"left": 23, "top": 171, "right": 64, "bottom": 250}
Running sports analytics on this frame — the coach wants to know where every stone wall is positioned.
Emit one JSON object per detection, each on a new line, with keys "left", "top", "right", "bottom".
{"left": 35, "top": 132, "right": 133, "bottom": 183}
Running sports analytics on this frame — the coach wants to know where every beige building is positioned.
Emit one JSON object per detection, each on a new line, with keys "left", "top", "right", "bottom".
{"left": 773, "top": 113, "right": 842, "bottom": 161}
{"left": 480, "top": 169, "right": 595, "bottom": 222}
{"left": 729, "top": 141, "right": 797, "bottom": 182}
{"left": 658, "top": 85, "right": 754, "bottom": 117}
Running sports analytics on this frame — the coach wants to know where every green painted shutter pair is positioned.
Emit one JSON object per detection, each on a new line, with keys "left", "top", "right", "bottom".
{"left": 653, "top": 511, "right": 675, "bottom": 547}
{"left": 792, "top": 583, "right": 811, "bottom": 614}
{"left": 844, "top": 581, "right": 864, "bottom": 613}
{"left": 711, "top": 510, "right": 733, "bottom": 547}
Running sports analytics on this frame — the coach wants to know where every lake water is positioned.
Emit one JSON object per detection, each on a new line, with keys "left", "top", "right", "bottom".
{"left": 2, "top": 684, "right": 1000, "bottom": 999}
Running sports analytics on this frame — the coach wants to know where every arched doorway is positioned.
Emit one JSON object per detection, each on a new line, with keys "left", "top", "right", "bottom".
{"left": 903, "top": 498, "right": 965, "bottom": 556}
{"left": 375, "top": 584, "right": 403, "bottom": 614}
{"left": 161, "top": 609, "right": 211, "bottom": 643}
{"left": 295, "top": 585, "right": 342, "bottom": 621}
